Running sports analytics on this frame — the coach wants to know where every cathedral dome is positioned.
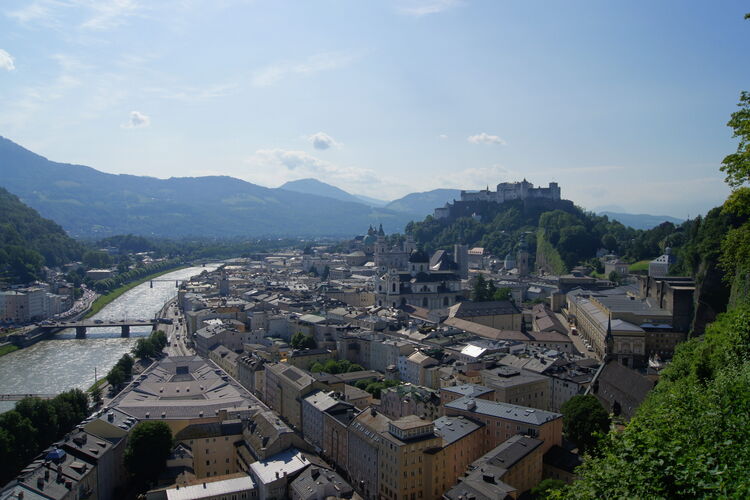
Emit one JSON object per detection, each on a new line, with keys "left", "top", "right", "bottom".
{"left": 409, "top": 248, "right": 430, "bottom": 263}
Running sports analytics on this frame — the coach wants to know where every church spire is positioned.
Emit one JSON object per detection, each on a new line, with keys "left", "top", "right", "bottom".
{"left": 605, "top": 314, "right": 614, "bottom": 361}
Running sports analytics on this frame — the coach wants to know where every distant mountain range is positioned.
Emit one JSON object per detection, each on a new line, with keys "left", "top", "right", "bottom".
{"left": 280, "top": 178, "right": 388, "bottom": 207}
{"left": 280, "top": 178, "right": 461, "bottom": 217}
{"left": 0, "top": 137, "right": 413, "bottom": 238}
{"left": 0, "top": 136, "right": 688, "bottom": 238}
{"left": 598, "top": 211, "right": 685, "bottom": 230}
{"left": 385, "top": 188, "right": 462, "bottom": 216}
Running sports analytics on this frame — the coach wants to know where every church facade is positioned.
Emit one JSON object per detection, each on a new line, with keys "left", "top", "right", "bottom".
{"left": 374, "top": 248, "right": 463, "bottom": 310}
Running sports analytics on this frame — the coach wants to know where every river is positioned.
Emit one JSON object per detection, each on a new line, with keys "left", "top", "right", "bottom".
{"left": 0, "top": 265, "right": 217, "bottom": 413}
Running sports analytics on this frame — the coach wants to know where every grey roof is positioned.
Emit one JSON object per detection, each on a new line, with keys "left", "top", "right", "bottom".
{"left": 165, "top": 475, "right": 256, "bottom": 500}
{"left": 108, "top": 356, "right": 262, "bottom": 421}
{"left": 441, "top": 384, "right": 494, "bottom": 398}
{"left": 445, "top": 396, "right": 561, "bottom": 426}
{"left": 483, "top": 434, "right": 543, "bottom": 469}
{"left": 302, "top": 390, "right": 340, "bottom": 412}
{"left": 433, "top": 416, "right": 483, "bottom": 445}
{"left": 591, "top": 360, "right": 654, "bottom": 420}
{"left": 289, "top": 466, "right": 354, "bottom": 500}
{"left": 450, "top": 300, "right": 521, "bottom": 318}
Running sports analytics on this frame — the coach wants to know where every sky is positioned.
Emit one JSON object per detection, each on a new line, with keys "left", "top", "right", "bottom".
{"left": 0, "top": 0, "right": 748, "bottom": 218}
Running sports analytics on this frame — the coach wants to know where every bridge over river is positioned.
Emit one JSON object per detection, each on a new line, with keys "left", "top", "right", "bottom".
{"left": 0, "top": 393, "right": 56, "bottom": 401}
{"left": 37, "top": 319, "right": 162, "bottom": 338}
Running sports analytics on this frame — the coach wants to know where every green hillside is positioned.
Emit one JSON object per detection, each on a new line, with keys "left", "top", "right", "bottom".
{"left": 0, "top": 186, "right": 83, "bottom": 283}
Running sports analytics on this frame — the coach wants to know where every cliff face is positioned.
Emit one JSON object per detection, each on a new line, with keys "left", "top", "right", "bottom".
{"left": 690, "top": 260, "right": 729, "bottom": 335}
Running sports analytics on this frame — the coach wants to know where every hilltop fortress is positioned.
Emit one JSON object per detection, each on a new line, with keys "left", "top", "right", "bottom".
{"left": 434, "top": 180, "right": 563, "bottom": 220}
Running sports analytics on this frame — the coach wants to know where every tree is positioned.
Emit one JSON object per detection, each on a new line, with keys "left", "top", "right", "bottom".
{"left": 91, "top": 385, "right": 103, "bottom": 406}
{"left": 291, "top": 332, "right": 316, "bottom": 349}
{"left": 15, "top": 398, "right": 58, "bottom": 445}
{"left": 124, "top": 421, "right": 173, "bottom": 489}
{"left": 561, "top": 394, "right": 610, "bottom": 453}
{"left": 106, "top": 366, "right": 126, "bottom": 389}
{"left": 531, "top": 478, "right": 565, "bottom": 499}
{"left": 601, "top": 233, "right": 618, "bottom": 253}
{"left": 493, "top": 287, "right": 513, "bottom": 301}
{"left": 0, "top": 411, "right": 38, "bottom": 483}
{"left": 608, "top": 270, "right": 621, "bottom": 285}
{"left": 471, "top": 274, "right": 487, "bottom": 301}
{"left": 721, "top": 91, "right": 750, "bottom": 189}
{"left": 486, "top": 279, "right": 498, "bottom": 300}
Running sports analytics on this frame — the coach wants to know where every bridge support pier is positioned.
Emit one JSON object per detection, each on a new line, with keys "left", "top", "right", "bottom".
{"left": 75, "top": 326, "right": 86, "bottom": 339}
{"left": 121, "top": 326, "right": 130, "bottom": 337}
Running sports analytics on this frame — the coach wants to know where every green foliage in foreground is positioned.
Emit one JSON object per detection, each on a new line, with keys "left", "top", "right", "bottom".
{"left": 0, "top": 389, "right": 89, "bottom": 485}
{"left": 556, "top": 304, "right": 750, "bottom": 499}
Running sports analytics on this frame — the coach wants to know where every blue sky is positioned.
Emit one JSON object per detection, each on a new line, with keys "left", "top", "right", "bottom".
{"left": 0, "top": 1, "right": 747, "bottom": 218}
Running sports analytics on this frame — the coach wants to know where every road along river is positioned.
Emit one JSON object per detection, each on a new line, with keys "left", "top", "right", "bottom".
{"left": 0, "top": 265, "right": 217, "bottom": 413}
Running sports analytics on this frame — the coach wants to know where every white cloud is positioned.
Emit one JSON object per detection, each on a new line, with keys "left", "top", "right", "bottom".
{"left": 0, "top": 49, "right": 15, "bottom": 71}
{"left": 122, "top": 110, "right": 150, "bottom": 128}
{"left": 251, "top": 51, "right": 359, "bottom": 87}
{"left": 306, "top": 132, "right": 340, "bottom": 150}
{"left": 7, "top": 0, "right": 141, "bottom": 31}
{"left": 467, "top": 132, "right": 507, "bottom": 145}
{"left": 80, "top": 0, "right": 140, "bottom": 30}
{"left": 438, "top": 134, "right": 448, "bottom": 140}
{"left": 243, "top": 148, "right": 408, "bottom": 198}
{"left": 398, "top": 0, "right": 462, "bottom": 16}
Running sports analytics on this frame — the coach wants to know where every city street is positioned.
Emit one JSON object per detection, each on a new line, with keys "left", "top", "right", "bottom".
{"left": 160, "top": 301, "right": 193, "bottom": 357}
{"left": 554, "top": 311, "right": 599, "bottom": 360}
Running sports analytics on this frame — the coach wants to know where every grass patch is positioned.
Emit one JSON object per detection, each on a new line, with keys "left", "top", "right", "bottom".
{"left": 628, "top": 260, "right": 651, "bottom": 273}
{"left": 87, "top": 377, "right": 107, "bottom": 392}
{"left": 0, "top": 344, "right": 19, "bottom": 357}
{"left": 85, "top": 265, "right": 188, "bottom": 318}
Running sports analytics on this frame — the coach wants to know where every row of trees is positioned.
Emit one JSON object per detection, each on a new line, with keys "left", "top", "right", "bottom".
{"left": 92, "top": 258, "right": 183, "bottom": 293}
{"left": 104, "top": 353, "right": 135, "bottom": 392}
{"left": 354, "top": 378, "right": 401, "bottom": 399}
{"left": 0, "top": 389, "right": 89, "bottom": 484}
{"left": 133, "top": 330, "right": 168, "bottom": 359}
{"left": 310, "top": 359, "right": 365, "bottom": 374}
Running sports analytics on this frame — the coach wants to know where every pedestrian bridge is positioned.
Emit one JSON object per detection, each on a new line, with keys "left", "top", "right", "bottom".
{"left": 0, "top": 393, "right": 56, "bottom": 401}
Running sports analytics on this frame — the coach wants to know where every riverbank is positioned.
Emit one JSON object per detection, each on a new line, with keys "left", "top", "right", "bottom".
{"left": 0, "top": 344, "right": 19, "bottom": 357}
{"left": 85, "top": 264, "right": 188, "bottom": 318}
